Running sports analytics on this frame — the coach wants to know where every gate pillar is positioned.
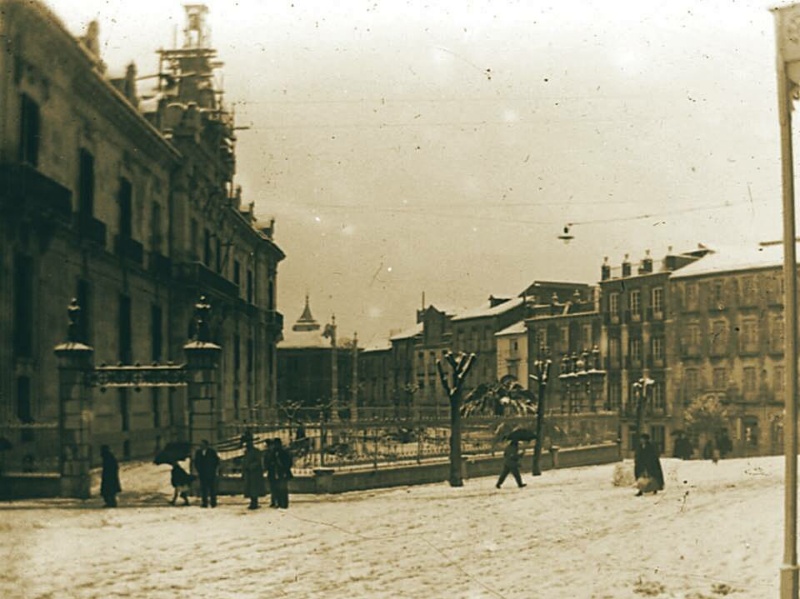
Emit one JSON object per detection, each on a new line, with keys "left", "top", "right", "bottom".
{"left": 184, "top": 296, "right": 222, "bottom": 451}
{"left": 54, "top": 299, "right": 94, "bottom": 499}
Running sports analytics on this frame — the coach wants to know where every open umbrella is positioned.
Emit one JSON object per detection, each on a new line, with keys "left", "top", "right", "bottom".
{"left": 505, "top": 427, "right": 537, "bottom": 443}
{"left": 153, "top": 441, "right": 191, "bottom": 465}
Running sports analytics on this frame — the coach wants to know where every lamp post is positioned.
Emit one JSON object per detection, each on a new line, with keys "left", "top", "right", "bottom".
{"left": 772, "top": 7, "right": 800, "bottom": 596}
{"left": 632, "top": 377, "right": 655, "bottom": 446}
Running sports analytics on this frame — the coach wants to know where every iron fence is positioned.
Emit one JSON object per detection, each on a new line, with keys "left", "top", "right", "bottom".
{"left": 215, "top": 408, "right": 619, "bottom": 475}
{"left": 0, "top": 422, "right": 61, "bottom": 475}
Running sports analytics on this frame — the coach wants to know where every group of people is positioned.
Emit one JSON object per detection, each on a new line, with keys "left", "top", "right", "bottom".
{"left": 99, "top": 435, "right": 294, "bottom": 510}
{"left": 241, "top": 434, "right": 294, "bottom": 510}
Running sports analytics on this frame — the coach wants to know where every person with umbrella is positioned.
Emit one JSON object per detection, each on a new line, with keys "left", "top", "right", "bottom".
{"left": 169, "top": 460, "right": 194, "bottom": 506}
{"left": 496, "top": 438, "right": 527, "bottom": 489}
{"left": 100, "top": 445, "right": 121, "bottom": 508}
{"left": 241, "top": 432, "right": 265, "bottom": 510}
{"left": 194, "top": 439, "right": 220, "bottom": 508}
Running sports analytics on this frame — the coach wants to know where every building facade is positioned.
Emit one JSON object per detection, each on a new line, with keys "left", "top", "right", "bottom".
{"left": 0, "top": 1, "right": 283, "bottom": 466}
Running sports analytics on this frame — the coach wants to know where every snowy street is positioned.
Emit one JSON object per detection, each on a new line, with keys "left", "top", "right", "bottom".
{"left": 0, "top": 456, "right": 785, "bottom": 598}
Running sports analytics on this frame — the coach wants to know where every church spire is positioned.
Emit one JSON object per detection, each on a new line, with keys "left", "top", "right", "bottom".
{"left": 292, "top": 294, "right": 320, "bottom": 332}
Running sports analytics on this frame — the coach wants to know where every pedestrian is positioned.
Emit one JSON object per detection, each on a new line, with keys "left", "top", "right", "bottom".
{"left": 100, "top": 444, "right": 121, "bottom": 508}
{"left": 717, "top": 429, "right": 733, "bottom": 459}
{"left": 263, "top": 439, "right": 278, "bottom": 507}
{"left": 672, "top": 432, "right": 693, "bottom": 460}
{"left": 496, "top": 439, "right": 527, "bottom": 489}
{"left": 169, "top": 461, "right": 194, "bottom": 505}
{"left": 194, "top": 439, "right": 220, "bottom": 508}
{"left": 634, "top": 433, "right": 665, "bottom": 496}
{"left": 703, "top": 438, "right": 719, "bottom": 464}
{"left": 241, "top": 433, "right": 265, "bottom": 510}
{"left": 266, "top": 438, "right": 294, "bottom": 509}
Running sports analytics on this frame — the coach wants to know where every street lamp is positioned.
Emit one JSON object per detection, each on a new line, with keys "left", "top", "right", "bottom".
{"left": 530, "top": 345, "right": 551, "bottom": 476}
{"left": 632, "top": 377, "right": 655, "bottom": 445}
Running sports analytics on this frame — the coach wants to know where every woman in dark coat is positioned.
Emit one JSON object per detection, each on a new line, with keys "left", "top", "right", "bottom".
{"left": 634, "top": 433, "right": 665, "bottom": 496}
{"left": 100, "top": 445, "right": 121, "bottom": 507}
{"left": 241, "top": 434, "right": 265, "bottom": 510}
{"left": 266, "top": 438, "right": 294, "bottom": 509}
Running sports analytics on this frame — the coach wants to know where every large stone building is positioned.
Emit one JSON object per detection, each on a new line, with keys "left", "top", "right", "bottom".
{"left": 598, "top": 248, "right": 710, "bottom": 455}
{"left": 670, "top": 243, "right": 788, "bottom": 457}
{"left": 0, "top": 1, "right": 283, "bottom": 466}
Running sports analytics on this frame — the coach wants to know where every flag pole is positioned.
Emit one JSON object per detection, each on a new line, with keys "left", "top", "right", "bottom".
{"left": 773, "top": 6, "right": 800, "bottom": 598}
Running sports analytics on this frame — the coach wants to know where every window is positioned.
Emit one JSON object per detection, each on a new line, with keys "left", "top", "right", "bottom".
{"left": 16, "top": 376, "right": 33, "bottom": 423}
{"left": 119, "top": 294, "right": 132, "bottom": 363}
{"left": 215, "top": 236, "right": 222, "bottom": 273}
{"left": 203, "top": 229, "right": 212, "bottom": 266}
{"left": 609, "top": 381, "right": 621, "bottom": 410}
{"left": 151, "top": 202, "right": 162, "bottom": 252}
{"left": 651, "top": 287, "right": 664, "bottom": 313}
{"left": 686, "top": 323, "right": 701, "bottom": 348}
{"left": 712, "top": 280, "right": 724, "bottom": 304}
{"left": 119, "top": 389, "right": 130, "bottom": 432}
{"left": 685, "top": 283, "right": 698, "bottom": 309}
{"left": 771, "top": 314, "right": 785, "bottom": 352}
{"left": 190, "top": 219, "right": 199, "bottom": 261}
{"left": 650, "top": 425, "right": 665, "bottom": 454}
{"left": 741, "top": 318, "right": 758, "bottom": 352}
{"left": 711, "top": 320, "right": 728, "bottom": 354}
{"left": 582, "top": 324, "right": 592, "bottom": 347}
{"left": 630, "top": 290, "right": 641, "bottom": 316}
{"left": 13, "top": 253, "right": 33, "bottom": 357}
{"left": 560, "top": 326, "right": 569, "bottom": 346}
{"left": 609, "top": 338, "right": 621, "bottom": 363}
{"left": 152, "top": 389, "right": 161, "bottom": 429}
{"left": 233, "top": 260, "right": 241, "bottom": 287}
{"left": 19, "top": 93, "right": 40, "bottom": 167}
{"left": 247, "top": 338, "right": 254, "bottom": 374}
{"left": 78, "top": 149, "right": 95, "bottom": 217}
{"left": 233, "top": 334, "right": 241, "bottom": 372}
{"left": 630, "top": 337, "right": 642, "bottom": 362}
{"left": 118, "top": 178, "right": 132, "bottom": 239}
{"left": 776, "top": 366, "right": 785, "bottom": 393}
{"left": 268, "top": 277, "right": 275, "bottom": 311}
{"left": 713, "top": 367, "right": 728, "bottom": 390}
{"left": 652, "top": 336, "right": 664, "bottom": 361}
{"left": 628, "top": 426, "right": 638, "bottom": 451}
{"left": 609, "top": 292, "right": 619, "bottom": 315}
{"left": 652, "top": 382, "right": 665, "bottom": 410}
{"left": 743, "top": 367, "right": 757, "bottom": 393}
{"left": 151, "top": 304, "right": 163, "bottom": 362}
{"left": 246, "top": 269, "right": 254, "bottom": 304}
{"left": 741, "top": 276, "right": 757, "bottom": 305}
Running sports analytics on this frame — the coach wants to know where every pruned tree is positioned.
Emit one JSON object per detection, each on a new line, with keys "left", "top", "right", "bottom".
{"left": 436, "top": 351, "right": 476, "bottom": 487}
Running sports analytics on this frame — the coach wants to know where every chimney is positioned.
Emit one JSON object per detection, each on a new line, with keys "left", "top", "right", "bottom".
{"left": 621, "top": 254, "right": 631, "bottom": 278}
{"left": 639, "top": 249, "right": 653, "bottom": 274}
{"left": 601, "top": 256, "right": 611, "bottom": 281}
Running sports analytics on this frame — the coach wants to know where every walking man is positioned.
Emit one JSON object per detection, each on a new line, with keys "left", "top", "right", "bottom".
{"left": 100, "top": 445, "right": 121, "bottom": 507}
{"left": 496, "top": 439, "right": 527, "bottom": 489}
{"left": 241, "top": 432, "right": 265, "bottom": 510}
{"left": 194, "top": 439, "right": 220, "bottom": 508}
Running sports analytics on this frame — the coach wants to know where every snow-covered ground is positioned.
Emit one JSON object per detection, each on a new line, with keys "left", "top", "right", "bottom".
{"left": 0, "top": 456, "right": 787, "bottom": 598}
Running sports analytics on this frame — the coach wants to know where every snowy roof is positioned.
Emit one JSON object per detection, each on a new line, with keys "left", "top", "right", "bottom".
{"left": 671, "top": 244, "right": 785, "bottom": 280}
{"left": 361, "top": 339, "right": 392, "bottom": 353}
{"left": 495, "top": 320, "right": 526, "bottom": 337}
{"left": 278, "top": 328, "right": 331, "bottom": 349}
{"left": 451, "top": 296, "right": 524, "bottom": 322}
{"left": 389, "top": 322, "right": 423, "bottom": 341}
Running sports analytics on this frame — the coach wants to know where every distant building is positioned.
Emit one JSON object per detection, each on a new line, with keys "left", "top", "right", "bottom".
{"left": 598, "top": 248, "right": 709, "bottom": 455}
{"left": 276, "top": 296, "right": 352, "bottom": 415}
{"left": 359, "top": 339, "right": 393, "bottom": 412}
{"left": 670, "top": 243, "right": 788, "bottom": 457}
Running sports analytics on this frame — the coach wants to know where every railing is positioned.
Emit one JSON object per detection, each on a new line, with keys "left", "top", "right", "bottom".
{"left": 214, "top": 409, "right": 620, "bottom": 476}
{"left": 177, "top": 261, "right": 239, "bottom": 298}
{"left": 0, "top": 422, "right": 60, "bottom": 475}
{"left": 75, "top": 214, "right": 107, "bottom": 246}
{"left": 114, "top": 235, "right": 144, "bottom": 265}
{"left": 0, "top": 163, "right": 72, "bottom": 218}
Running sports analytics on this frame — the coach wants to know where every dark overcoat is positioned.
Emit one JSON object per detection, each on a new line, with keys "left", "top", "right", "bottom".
{"left": 634, "top": 441, "right": 665, "bottom": 490}
{"left": 100, "top": 450, "right": 121, "bottom": 497}
{"left": 242, "top": 446, "right": 266, "bottom": 498}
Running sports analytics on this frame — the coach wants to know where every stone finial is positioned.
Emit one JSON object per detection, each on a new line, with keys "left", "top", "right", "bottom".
{"left": 67, "top": 298, "right": 81, "bottom": 343}
{"left": 193, "top": 296, "right": 211, "bottom": 342}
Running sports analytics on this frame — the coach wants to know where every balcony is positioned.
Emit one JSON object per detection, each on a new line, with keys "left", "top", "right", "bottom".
{"left": 114, "top": 235, "right": 143, "bottom": 265}
{"left": 0, "top": 162, "right": 72, "bottom": 219}
{"left": 177, "top": 261, "right": 239, "bottom": 298}
{"left": 75, "top": 214, "right": 107, "bottom": 247}
{"left": 266, "top": 310, "right": 283, "bottom": 335}
{"left": 647, "top": 308, "right": 664, "bottom": 321}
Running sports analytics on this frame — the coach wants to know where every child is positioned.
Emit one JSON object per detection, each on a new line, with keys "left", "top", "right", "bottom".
{"left": 169, "top": 461, "right": 194, "bottom": 506}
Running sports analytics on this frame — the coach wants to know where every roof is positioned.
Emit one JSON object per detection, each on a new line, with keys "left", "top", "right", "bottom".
{"left": 671, "top": 244, "right": 784, "bottom": 280}
{"left": 495, "top": 320, "right": 526, "bottom": 337}
{"left": 278, "top": 328, "right": 331, "bottom": 350}
{"left": 389, "top": 323, "right": 423, "bottom": 341}
{"left": 451, "top": 296, "right": 524, "bottom": 322}
{"left": 361, "top": 339, "right": 392, "bottom": 353}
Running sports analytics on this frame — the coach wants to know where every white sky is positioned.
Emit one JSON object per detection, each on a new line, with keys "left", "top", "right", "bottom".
{"left": 45, "top": 0, "right": 789, "bottom": 341}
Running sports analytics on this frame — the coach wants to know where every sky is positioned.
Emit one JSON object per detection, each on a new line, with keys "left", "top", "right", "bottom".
{"left": 45, "top": 0, "right": 789, "bottom": 343}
